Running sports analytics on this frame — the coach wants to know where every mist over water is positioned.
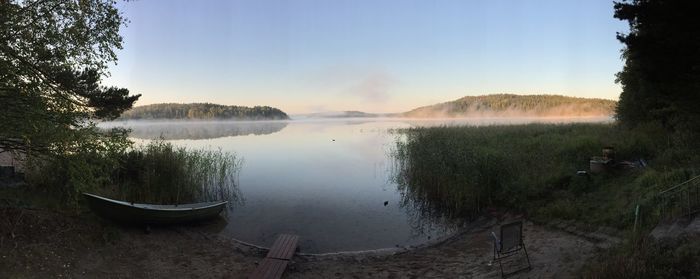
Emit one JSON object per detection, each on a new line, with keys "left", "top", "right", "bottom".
{"left": 102, "top": 116, "right": 611, "bottom": 252}
{"left": 101, "top": 120, "right": 289, "bottom": 140}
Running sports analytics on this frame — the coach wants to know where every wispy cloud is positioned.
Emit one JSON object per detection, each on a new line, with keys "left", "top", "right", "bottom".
{"left": 346, "top": 72, "right": 395, "bottom": 103}
{"left": 308, "top": 64, "right": 397, "bottom": 105}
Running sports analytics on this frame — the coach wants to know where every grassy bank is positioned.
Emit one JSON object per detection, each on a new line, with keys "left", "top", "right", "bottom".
{"left": 392, "top": 122, "right": 700, "bottom": 277}
{"left": 391, "top": 122, "right": 698, "bottom": 229}
{"left": 583, "top": 235, "right": 700, "bottom": 278}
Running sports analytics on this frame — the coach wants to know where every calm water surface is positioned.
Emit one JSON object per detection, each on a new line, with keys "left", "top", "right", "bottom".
{"left": 106, "top": 117, "right": 609, "bottom": 253}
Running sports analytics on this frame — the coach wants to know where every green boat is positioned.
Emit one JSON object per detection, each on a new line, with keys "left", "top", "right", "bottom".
{"left": 83, "top": 193, "right": 227, "bottom": 225}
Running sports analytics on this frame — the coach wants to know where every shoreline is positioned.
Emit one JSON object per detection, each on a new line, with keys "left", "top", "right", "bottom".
{"left": 1, "top": 207, "right": 616, "bottom": 278}
{"left": 228, "top": 219, "right": 475, "bottom": 259}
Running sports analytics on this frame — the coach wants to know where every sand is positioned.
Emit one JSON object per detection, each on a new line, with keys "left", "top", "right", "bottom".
{"left": 0, "top": 208, "right": 615, "bottom": 278}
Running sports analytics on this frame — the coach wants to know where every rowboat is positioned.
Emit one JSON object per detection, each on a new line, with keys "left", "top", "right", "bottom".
{"left": 83, "top": 193, "right": 227, "bottom": 225}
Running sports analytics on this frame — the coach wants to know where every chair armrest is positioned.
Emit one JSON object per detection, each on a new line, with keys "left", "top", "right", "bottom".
{"left": 491, "top": 231, "right": 501, "bottom": 252}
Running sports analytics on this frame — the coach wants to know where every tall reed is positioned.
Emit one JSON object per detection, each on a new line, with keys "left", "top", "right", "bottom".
{"left": 391, "top": 122, "right": 698, "bottom": 228}
{"left": 25, "top": 139, "right": 242, "bottom": 208}
{"left": 111, "top": 140, "right": 242, "bottom": 205}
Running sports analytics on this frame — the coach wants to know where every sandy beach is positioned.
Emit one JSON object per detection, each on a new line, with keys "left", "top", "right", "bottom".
{"left": 0, "top": 208, "right": 620, "bottom": 278}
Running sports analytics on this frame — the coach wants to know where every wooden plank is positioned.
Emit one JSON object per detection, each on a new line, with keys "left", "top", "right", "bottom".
{"left": 282, "top": 235, "right": 297, "bottom": 258}
{"left": 247, "top": 234, "right": 299, "bottom": 279}
{"left": 248, "top": 258, "right": 288, "bottom": 279}
{"left": 266, "top": 234, "right": 299, "bottom": 260}
{"left": 267, "top": 237, "right": 284, "bottom": 259}
{"left": 279, "top": 235, "right": 295, "bottom": 258}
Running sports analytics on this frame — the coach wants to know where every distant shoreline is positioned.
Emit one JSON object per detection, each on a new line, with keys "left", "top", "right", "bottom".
{"left": 104, "top": 115, "right": 614, "bottom": 123}
{"left": 118, "top": 103, "right": 290, "bottom": 121}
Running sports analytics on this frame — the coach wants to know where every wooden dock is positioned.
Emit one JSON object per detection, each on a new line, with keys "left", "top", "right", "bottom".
{"left": 249, "top": 234, "right": 299, "bottom": 279}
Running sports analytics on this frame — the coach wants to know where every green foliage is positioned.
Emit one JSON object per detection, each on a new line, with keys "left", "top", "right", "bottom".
{"left": 392, "top": 123, "right": 699, "bottom": 228}
{"left": 614, "top": 0, "right": 700, "bottom": 136}
{"left": 24, "top": 139, "right": 241, "bottom": 208}
{"left": 584, "top": 236, "right": 700, "bottom": 279}
{"left": 402, "top": 94, "right": 616, "bottom": 118}
{"left": 109, "top": 140, "right": 242, "bottom": 204}
{"left": 0, "top": 0, "right": 140, "bottom": 155}
{"left": 119, "top": 103, "right": 290, "bottom": 120}
{"left": 24, "top": 128, "right": 131, "bottom": 208}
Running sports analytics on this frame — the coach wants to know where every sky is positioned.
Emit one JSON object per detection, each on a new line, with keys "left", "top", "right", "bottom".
{"left": 104, "top": 0, "right": 629, "bottom": 114}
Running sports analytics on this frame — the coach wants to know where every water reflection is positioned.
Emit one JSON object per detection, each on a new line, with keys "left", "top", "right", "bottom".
{"left": 101, "top": 117, "right": 610, "bottom": 252}
{"left": 401, "top": 116, "right": 613, "bottom": 128}
{"left": 391, "top": 153, "right": 465, "bottom": 237}
{"left": 153, "top": 119, "right": 460, "bottom": 252}
{"left": 103, "top": 120, "right": 289, "bottom": 140}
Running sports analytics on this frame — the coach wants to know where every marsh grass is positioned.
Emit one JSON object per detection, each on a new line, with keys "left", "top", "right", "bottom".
{"left": 391, "top": 122, "right": 699, "bottom": 229}
{"left": 391, "top": 122, "right": 700, "bottom": 277}
{"left": 109, "top": 140, "right": 242, "bottom": 205}
{"left": 25, "top": 140, "right": 242, "bottom": 208}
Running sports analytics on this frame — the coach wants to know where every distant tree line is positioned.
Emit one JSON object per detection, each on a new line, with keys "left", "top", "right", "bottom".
{"left": 403, "top": 94, "right": 617, "bottom": 117}
{"left": 118, "top": 103, "right": 290, "bottom": 120}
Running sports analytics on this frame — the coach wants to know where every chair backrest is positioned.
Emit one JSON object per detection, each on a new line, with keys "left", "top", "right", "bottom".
{"left": 499, "top": 221, "right": 523, "bottom": 252}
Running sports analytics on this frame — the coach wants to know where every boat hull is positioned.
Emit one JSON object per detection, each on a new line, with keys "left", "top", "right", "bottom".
{"left": 83, "top": 193, "right": 227, "bottom": 225}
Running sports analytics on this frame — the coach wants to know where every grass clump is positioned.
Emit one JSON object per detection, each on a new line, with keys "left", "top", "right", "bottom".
{"left": 24, "top": 140, "right": 241, "bottom": 208}
{"left": 110, "top": 140, "right": 242, "bottom": 204}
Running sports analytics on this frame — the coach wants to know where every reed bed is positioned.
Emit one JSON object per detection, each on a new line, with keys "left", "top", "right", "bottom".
{"left": 111, "top": 140, "right": 242, "bottom": 205}
{"left": 391, "top": 122, "right": 698, "bottom": 228}
{"left": 25, "top": 140, "right": 242, "bottom": 207}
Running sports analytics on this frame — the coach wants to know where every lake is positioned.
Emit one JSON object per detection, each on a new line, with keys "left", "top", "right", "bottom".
{"left": 103, "top": 117, "right": 610, "bottom": 253}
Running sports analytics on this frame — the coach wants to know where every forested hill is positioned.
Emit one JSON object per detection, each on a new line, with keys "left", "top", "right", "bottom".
{"left": 402, "top": 94, "right": 617, "bottom": 118}
{"left": 118, "top": 103, "right": 290, "bottom": 120}
{"left": 301, "top": 111, "right": 381, "bottom": 118}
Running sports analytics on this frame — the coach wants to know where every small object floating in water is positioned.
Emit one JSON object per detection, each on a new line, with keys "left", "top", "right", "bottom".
{"left": 332, "top": 139, "right": 335, "bottom": 141}
{"left": 384, "top": 201, "right": 389, "bottom": 206}
{"left": 82, "top": 193, "right": 227, "bottom": 225}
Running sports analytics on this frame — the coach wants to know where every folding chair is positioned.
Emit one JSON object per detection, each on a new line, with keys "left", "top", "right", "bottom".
{"left": 491, "top": 221, "right": 531, "bottom": 277}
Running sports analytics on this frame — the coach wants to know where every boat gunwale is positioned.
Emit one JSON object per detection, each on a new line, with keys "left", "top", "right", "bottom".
{"left": 82, "top": 193, "right": 228, "bottom": 211}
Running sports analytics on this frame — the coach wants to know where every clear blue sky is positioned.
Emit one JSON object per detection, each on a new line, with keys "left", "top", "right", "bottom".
{"left": 105, "top": 0, "right": 628, "bottom": 114}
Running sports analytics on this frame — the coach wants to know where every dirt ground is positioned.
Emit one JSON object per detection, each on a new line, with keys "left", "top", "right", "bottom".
{"left": 0, "top": 208, "right": 612, "bottom": 278}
